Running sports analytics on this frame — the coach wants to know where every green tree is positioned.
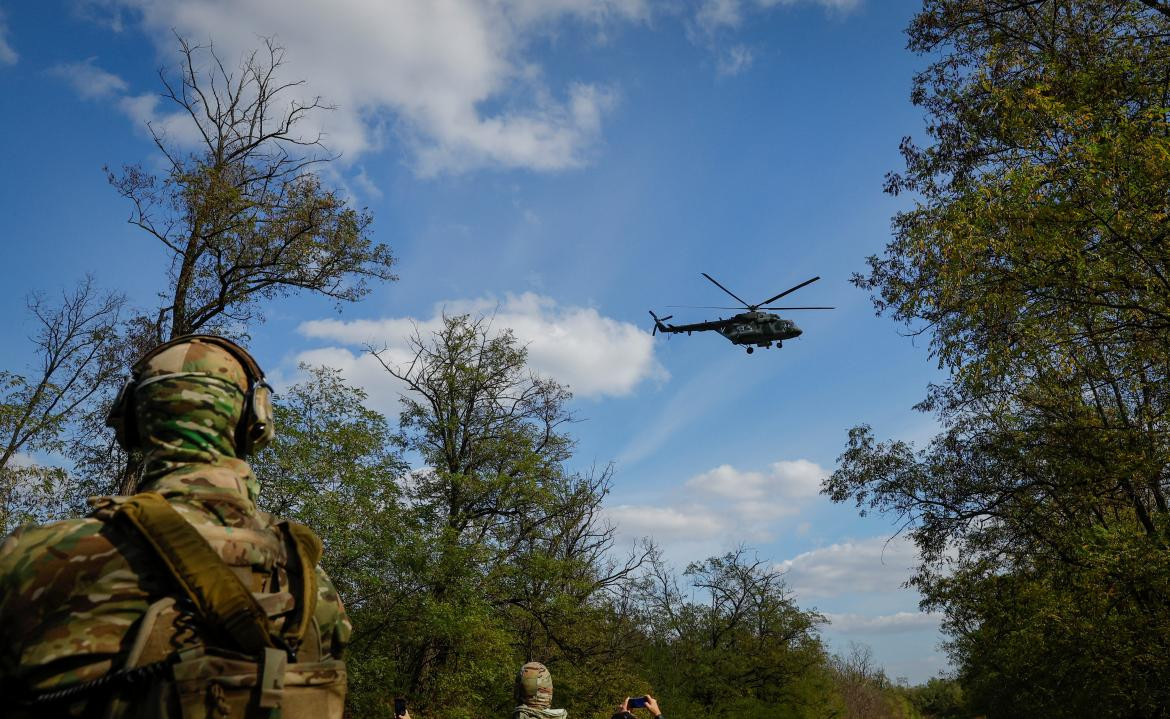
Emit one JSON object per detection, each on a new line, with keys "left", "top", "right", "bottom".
{"left": 252, "top": 365, "right": 405, "bottom": 603}
{"left": 250, "top": 365, "right": 410, "bottom": 718}
{"left": 351, "top": 314, "right": 646, "bottom": 719}
{"left": 825, "top": 2, "right": 1170, "bottom": 716}
{"left": 637, "top": 547, "right": 833, "bottom": 719}
{"left": 904, "top": 677, "right": 964, "bottom": 719}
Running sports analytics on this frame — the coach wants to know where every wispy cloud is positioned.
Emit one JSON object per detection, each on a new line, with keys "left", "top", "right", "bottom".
{"left": 716, "top": 44, "right": 755, "bottom": 76}
{"left": 689, "top": 0, "right": 862, "bottom": 70}
{"left": 825, "top": 611, "right": 942, "bottom": 635}
{"left": 0, "top": 10, "right": 18, "bottom": 66}
{"left": 616, "top": 357, "right": 746, "bottom": 466}
{"left": 48, "top": 58, "right": 128, "bottom": 99}
{"left": 778, "top": 534, "right": 919, "bottom": 599}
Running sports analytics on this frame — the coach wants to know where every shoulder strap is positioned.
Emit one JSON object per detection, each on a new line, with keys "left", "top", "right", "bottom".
{"left": 278, "top": 520, "right": 322, "bottom": 650}
{"left": 114, "top": 492, "right": 278, "bottom": 656}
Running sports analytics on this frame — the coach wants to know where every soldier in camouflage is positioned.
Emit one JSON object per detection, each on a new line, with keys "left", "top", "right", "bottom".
{"left": 514, "top": 662, "right": 567, "bottom": 719}
{"left": 0, "top": 335, "right": 352, "bottom": 718}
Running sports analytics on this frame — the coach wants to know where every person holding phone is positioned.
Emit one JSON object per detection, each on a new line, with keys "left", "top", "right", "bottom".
{"left": 613, "top": 695, "right": 663, "bottom": 719}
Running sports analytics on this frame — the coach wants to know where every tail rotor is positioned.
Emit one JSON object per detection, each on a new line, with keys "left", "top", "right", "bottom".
{"left": 649, "top": 310, "right": 673, "bottom": 336}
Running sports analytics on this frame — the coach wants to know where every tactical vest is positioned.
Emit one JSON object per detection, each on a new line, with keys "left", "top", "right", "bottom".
{"left": 34, "top": 492, "right": 347, "bottom": 718}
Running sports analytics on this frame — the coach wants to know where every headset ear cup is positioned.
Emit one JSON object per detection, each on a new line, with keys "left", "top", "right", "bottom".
{"left": 244, "top": 382, "right": 275, "bottom": 455}
{"left": 106, "top": 380, "right": 139, "bottom": 450}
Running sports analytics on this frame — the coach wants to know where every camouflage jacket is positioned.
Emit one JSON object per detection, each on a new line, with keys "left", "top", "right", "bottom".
{"left": 0, "top": 458, "right": 352, "bottom": 711}
{"left": 515, "top": 706, "right": 568, "bottom": 719}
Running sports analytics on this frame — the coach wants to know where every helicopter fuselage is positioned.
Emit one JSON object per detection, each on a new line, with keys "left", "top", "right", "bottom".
{"left": 716, "top": 311, "right": 802, "bottom": 346}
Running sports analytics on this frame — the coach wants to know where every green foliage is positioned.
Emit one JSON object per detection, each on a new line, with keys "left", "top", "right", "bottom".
{"left": 253, "top": 364, "right": 405, "bottom": 603}
{"left": 634, "top": 548, "right": 835, "bottom": 719}
{"left": 903, "top": 677, "right": 964, "bottom": 719}
{"left": 828, "top": 1, "right": 1170, "bottom": 716}
{"left": 250, "top": 318, "right": 895, "bottom": 719}
{"left": 327, "top": 315, "right": 650, "bottom": 718}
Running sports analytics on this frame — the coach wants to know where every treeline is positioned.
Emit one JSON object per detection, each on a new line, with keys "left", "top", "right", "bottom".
{"left": 826, "top": 1, "right": 1170, "bottom": 717}
{"left": 248, "top": 315, "right": 962, "bottom": 719}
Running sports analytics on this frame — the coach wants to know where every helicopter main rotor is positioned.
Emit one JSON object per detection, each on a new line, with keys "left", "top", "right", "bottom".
{"left": 698, "top": 273, "right": 833, "bottom": 312}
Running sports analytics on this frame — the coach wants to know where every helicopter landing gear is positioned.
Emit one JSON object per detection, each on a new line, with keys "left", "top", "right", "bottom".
{"left": 746, "top": 347, "right": 754, "bottom": 354}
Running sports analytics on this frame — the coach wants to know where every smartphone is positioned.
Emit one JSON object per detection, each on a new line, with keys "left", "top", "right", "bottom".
{"left": 394, "top": 697, "right": 407, "bottom": 717}
{"left": 628, "top": 697, "right": 649, "bottom": 709}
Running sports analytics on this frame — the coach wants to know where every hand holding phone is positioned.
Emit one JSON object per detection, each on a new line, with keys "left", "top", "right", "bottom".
{"left": 394, "top": 697, "right": 408, "bottom": 718}
{"left": 628, "top": 697, "right": 649, "bottom": 709}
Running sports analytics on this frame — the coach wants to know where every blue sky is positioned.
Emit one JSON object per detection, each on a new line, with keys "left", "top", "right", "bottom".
{"left": 0, "top": 0, "right": 950, "bottom": 683}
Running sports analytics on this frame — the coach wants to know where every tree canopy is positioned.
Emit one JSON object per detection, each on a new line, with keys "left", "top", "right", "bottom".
{"left": 826, "top": 2, "right": 1170, "bottom": 715}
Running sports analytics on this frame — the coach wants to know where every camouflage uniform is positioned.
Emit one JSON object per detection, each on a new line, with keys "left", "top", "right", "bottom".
{"left": 514, "top": 662, "right": 567, "bottom": 719}
{"left": 0, "top": 338, "right": 352, "bottom": 717}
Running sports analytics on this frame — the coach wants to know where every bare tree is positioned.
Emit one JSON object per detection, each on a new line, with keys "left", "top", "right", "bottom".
{"left": 105, "top": 35, "right": 396, "bottom": 493}
{"left": 0, "top": 277, "right": 125, "bottom": 532}
{"left": 829, "top": 642, "right": 900, "bottom": 719}
{"left": 108, "top": 35, "right": 396, "bottom": 341}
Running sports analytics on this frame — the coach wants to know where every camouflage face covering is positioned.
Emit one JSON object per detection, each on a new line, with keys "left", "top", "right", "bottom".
{"left": 133, "top": 341, "right": 257, "bottom": 496}
{"left": 136, "top": 375, "right": 244, "bottom": 462}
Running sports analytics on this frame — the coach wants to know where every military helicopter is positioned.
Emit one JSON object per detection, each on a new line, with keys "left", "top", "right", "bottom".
{"left": 649, "top": 273, "right": 833, "bottom": 354}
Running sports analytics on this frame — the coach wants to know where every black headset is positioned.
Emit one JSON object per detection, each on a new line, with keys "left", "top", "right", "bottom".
{"left": 105, "top": 335, "right": 275, "bottom": 456}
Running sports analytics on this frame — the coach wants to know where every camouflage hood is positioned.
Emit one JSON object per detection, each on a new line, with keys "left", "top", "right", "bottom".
{"left": 135, "top": 373, "right": 260, "bottom": 506}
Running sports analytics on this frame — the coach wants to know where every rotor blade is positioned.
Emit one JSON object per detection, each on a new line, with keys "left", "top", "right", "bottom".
{"left": 665, "top": 305, "right": 745, "bottom": 309}
{"left": 701, "top": 273, "right": 751, "bottom": 307}
{"left": 760, "top": 306, "right": 835, "bottom": 310}
{"left": 757, "top": 276, "right": 821, "bottom": 307}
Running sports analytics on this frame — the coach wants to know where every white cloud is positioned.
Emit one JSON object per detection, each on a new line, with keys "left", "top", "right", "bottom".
{"left": 778, "top": 534, "right": 919, "bottom": 599}
{"left": 608, "top": 458, "right": 829, "bottom": 552}
{"left": 686, "top": 458, "right": 824, "bottom": 501}
{"left": 352, "top": 166, "right": 382, "bottom": 200}
{"left": 48, "top": 58, "right": 128, "bottom": 98}
{"left": 8, "top": 452, "right": 38, "bottom": 469}
{"left": 0, "top": 10, "right": 16, "bottom": 66}
{"left": 296, "top": 293, "right": 666, "bottom": 404}
{"left": 77, "top": 0, "right": 863, "bottom": 172}
{"left": 85, "top": 0, "right": 646, "bottom": 175}
{"left": 696, "top": 0, "right": 745, "bottom": 32}
{"left": 825, "top": 611, "right": 942, "bottom": 635}
{"left": 606, "top": 504, "right": 724, "bottom": 543}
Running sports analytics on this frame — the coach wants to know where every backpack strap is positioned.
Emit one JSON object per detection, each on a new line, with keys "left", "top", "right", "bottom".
{"left": 114, "top": 492, "right": 279, "bottom": 656}
{"left": 277, "top": 520, "right": 322, "bottom": 654}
